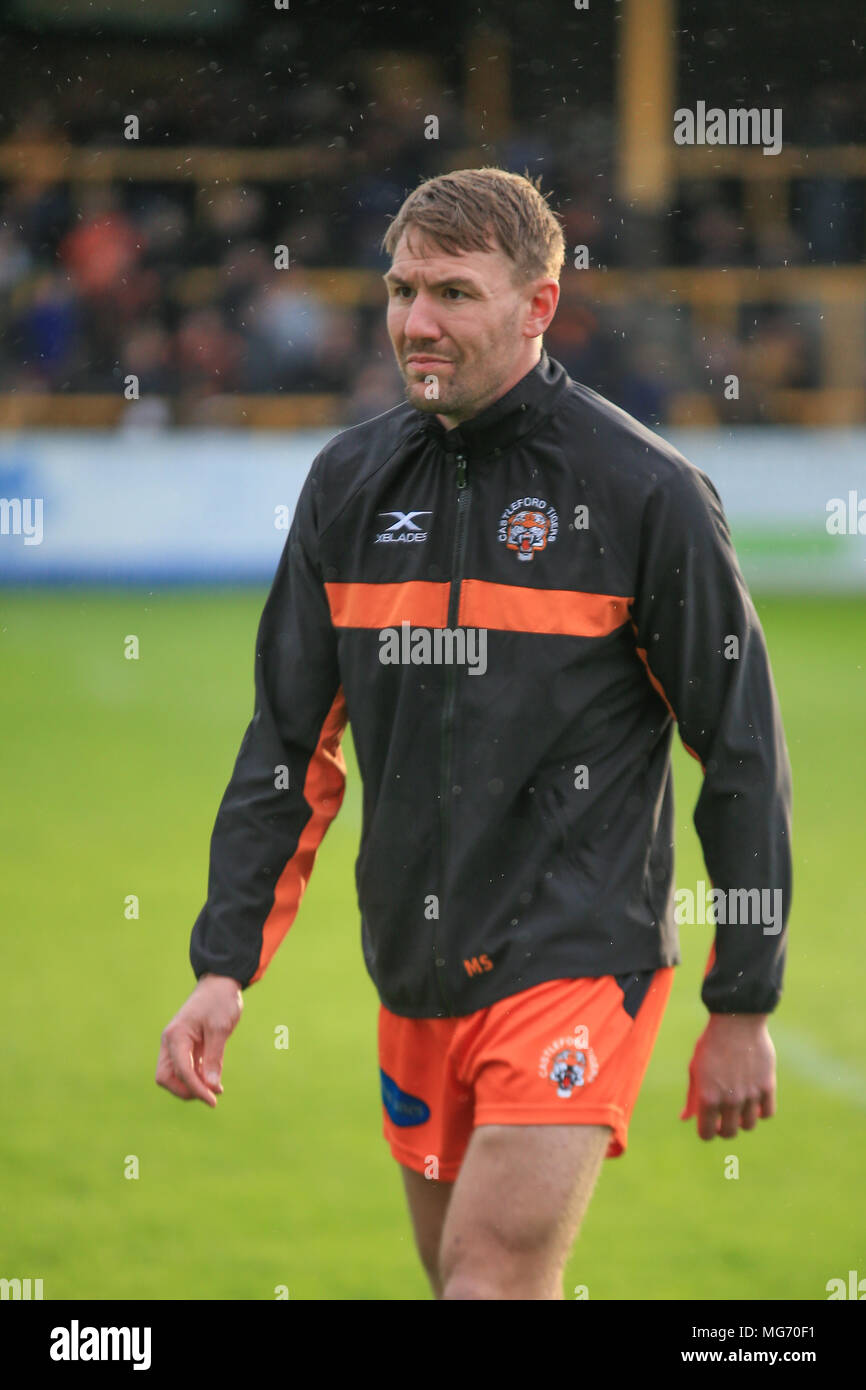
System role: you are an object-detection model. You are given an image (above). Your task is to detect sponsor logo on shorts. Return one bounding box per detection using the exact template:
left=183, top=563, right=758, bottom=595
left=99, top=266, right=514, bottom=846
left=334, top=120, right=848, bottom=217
left=538, top=1025, right=598, bottom=1098
left=380, top=1068, right=431, bottom=1127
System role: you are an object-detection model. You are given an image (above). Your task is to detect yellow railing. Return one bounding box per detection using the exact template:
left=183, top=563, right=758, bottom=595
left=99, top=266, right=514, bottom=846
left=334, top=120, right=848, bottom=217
left=0, top=388, right=860, bottom=429
left=2, top=140, right=866, bottom=181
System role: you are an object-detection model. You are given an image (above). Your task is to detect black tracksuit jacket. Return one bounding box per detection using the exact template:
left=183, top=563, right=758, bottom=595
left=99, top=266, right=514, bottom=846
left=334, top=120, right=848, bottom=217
left=189, top=350, right=793, bottom=1017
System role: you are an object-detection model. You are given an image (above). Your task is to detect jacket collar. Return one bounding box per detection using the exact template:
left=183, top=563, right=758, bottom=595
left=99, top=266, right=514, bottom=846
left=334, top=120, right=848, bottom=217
left=419, top=349, right=567, bottom=458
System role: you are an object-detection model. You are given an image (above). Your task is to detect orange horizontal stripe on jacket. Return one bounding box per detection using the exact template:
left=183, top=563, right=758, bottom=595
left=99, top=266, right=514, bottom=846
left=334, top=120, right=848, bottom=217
left=325, top=580, right=450, bottom=629
left=459, top=579, right=633, bottom=637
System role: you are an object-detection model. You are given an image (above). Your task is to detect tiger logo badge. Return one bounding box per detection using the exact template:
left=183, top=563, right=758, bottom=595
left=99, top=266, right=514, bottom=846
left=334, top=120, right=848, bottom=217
left=498, top=496, right=559, bottom=562
left=538, top=1025, right=599, bottom=1098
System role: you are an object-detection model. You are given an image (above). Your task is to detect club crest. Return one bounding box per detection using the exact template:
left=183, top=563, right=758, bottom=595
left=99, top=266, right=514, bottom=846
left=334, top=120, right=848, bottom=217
left=538, top=1026, right=599, bottom=1098
left=498, top=495, right=559, bottom=561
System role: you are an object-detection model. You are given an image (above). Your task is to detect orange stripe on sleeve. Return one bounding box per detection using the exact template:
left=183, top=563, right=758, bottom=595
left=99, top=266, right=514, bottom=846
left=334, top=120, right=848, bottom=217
left=629, top=616, right=704, bottom=768
left=249, top=686, right=349, bottom=985
left=325, top=580, right=450, bottom=629
left=458, top=579, right=632, bottom=637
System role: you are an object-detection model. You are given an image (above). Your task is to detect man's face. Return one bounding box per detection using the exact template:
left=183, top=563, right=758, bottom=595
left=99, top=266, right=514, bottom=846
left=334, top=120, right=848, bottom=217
left=383, top=227, right=556, bottom=425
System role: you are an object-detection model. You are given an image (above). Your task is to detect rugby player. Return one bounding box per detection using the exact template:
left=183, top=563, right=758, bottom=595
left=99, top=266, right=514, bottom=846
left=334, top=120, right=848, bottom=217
left=156, top=168, right=792, bottom=1301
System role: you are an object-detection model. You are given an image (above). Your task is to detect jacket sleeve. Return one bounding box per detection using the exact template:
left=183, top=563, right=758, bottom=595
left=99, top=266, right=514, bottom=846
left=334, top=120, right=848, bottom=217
left=189, top=461, right=347, bottom=988
left=629, top=460, right=793, bottom=1014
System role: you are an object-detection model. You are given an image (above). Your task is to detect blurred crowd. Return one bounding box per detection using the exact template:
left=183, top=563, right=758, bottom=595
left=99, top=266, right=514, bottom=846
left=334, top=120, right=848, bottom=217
left=1, top=78, right=862, bottom=427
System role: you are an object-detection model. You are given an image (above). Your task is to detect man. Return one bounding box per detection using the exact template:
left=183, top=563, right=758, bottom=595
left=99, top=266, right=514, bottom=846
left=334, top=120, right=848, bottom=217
left=156, top=168, right=792, bottom=1301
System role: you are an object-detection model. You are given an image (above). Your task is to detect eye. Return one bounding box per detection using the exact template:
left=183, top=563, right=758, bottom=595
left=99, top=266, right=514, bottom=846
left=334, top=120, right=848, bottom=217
left=390, top=285, right=468, bottom=300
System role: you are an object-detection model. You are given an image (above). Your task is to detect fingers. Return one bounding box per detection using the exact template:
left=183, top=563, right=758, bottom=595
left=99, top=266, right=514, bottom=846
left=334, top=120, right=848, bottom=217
left=193, top=1047, right=223, bottom=1095
left=156, top=1027, right=218, bottom=1107
left=198, top=1022, right=229, bottom=1095
left=697, top=1101, right=722, bottom=1141
left=680, top=1096, right=698, bottom=1120
left=693, top=1091, right=773, bottom=1140
left=679, top=1061, right=698, bottom=1120
left=155, top=1056, right=196, bottom=1101
left=717, top=1100, right=742, bottom=1139
left=759, top=1086, right=776, bottom=1119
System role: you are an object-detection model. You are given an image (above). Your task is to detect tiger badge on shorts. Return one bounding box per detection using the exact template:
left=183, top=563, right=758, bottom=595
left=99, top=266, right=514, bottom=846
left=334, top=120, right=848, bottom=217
left=538, top=1025, right=599, bottom=1098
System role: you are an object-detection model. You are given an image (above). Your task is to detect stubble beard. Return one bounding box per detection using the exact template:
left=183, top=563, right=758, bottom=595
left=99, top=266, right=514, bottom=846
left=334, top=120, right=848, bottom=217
left=401, top=353, right=498, bottom=422
left=402, top=362, right=463, bottom=417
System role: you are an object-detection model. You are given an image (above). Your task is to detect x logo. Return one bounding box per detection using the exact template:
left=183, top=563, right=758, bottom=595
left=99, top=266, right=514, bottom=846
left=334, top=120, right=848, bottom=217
left=377, top=511, right=432, bottom=532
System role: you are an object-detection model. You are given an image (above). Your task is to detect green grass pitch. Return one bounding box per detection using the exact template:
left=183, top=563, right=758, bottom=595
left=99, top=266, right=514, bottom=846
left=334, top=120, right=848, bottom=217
left=1, top=589, right=863, bottom=1300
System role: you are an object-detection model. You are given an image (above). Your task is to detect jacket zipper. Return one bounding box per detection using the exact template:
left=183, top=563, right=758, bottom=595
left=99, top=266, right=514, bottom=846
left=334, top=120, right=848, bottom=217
left=435, top=450, right=471, bottom=1015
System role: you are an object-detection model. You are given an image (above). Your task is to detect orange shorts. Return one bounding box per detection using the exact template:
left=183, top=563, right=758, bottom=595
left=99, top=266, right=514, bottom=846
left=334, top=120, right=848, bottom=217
left=379, top=968, right=674, bottom=1180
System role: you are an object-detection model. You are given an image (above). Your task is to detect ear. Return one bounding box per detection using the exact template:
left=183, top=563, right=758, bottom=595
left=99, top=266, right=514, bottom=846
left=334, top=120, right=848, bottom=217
left=524, top=279, right=559, bottom=338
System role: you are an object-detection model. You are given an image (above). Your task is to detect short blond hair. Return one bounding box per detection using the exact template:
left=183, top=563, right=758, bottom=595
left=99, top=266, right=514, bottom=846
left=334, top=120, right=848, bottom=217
left=380, top=167, right=566, bottom=285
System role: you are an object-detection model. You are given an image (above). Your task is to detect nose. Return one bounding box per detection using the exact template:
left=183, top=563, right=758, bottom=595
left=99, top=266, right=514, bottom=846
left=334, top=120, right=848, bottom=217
left=401, top=290, right=442, bottom=348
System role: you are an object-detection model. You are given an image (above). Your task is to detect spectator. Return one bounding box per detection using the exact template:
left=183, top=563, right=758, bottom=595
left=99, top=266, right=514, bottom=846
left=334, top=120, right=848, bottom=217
left=175, top=307, right=243, bottom=392
left=60, top=185, right=140, bottom=297
left=13, top=271, right=78, bottom=388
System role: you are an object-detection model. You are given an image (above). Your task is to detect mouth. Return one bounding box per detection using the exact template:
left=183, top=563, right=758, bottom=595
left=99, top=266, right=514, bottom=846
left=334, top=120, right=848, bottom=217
left=406, top=356, right=453, bottom=367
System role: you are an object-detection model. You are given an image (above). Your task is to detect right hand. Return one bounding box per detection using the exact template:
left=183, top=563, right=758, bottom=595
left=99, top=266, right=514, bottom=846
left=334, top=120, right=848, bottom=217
left=156, top=973, right=243, bottom=1107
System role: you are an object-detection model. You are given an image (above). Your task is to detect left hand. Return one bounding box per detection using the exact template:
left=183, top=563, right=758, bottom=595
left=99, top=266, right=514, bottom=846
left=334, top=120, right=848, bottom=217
left=681, top=1013, right=776, bottom=1140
